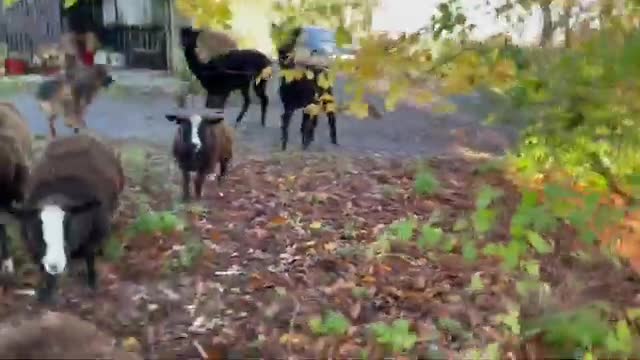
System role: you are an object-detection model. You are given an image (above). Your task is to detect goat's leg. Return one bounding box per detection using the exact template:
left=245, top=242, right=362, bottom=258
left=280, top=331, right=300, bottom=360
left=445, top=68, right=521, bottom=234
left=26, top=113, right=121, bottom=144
left=281, top=110, right=293, bottom=151
left=85, top=253, right=97, bottom=290
left=234, top=85, right=251, bottom=127
left=37, top=265, right=58, bottom=303
left=194, top=171, right=206, bottom=200
left=327, top=111, right=338, bottom=145
left=0, top=225, right=13, bottom=274
left=218, top=158, right=230, bottom=185
left=302, top=114, right=317, bottom=150
left=301, top=112, right=310, bottom=148
left=48, top=115, right=57, bottom=138
left=254, top=80, right=269, bottom=127
left=181, top=169, right=191, bottom=202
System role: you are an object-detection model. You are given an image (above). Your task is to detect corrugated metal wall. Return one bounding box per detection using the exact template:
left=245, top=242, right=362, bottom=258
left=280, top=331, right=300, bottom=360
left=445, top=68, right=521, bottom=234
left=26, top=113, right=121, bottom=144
left=0, top=0, right=62, bottom=59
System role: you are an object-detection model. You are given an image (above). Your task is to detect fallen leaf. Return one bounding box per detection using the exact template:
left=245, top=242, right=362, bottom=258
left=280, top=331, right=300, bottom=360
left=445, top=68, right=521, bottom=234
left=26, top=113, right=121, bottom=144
left=310, top=221, right=323, bottom=230
left=122, top=337, right=141, bottom=353
left=323, top=242, right=337, bottom=252
left=361, top=276, right=376, bottom=284
left=210, top=231, right=223, bottom=242
left=270, top=216, right=288, bottom=226
left=279, top=333, right=310, bottom=349
left=350, top=301, right=362, bottom=320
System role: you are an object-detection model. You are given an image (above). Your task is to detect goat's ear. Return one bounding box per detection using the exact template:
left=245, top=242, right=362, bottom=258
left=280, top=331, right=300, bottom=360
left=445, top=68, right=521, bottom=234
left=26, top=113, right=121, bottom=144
left=65, top=199, right=101, bottom=214
left=201, top=116, right=224, bottom=125
left=166, top=114, right=182, bottom=123
left=5, top=202, right=39, bottom=220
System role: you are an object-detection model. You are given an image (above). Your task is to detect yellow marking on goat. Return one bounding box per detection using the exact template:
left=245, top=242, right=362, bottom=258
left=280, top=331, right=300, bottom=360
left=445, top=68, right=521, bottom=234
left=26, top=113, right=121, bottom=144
left=303, top=103, right=321, bottom=116
left=305, top=70, right=314, bottom=80
left=280, top=68, right=305, bottom=83
left=319, top=93, right=334, bottom=102
left=317, top=72, right=332, bottom=89
left=255, top=66, right=273, bottom=85
left=324, top=102, right=337, bottom=113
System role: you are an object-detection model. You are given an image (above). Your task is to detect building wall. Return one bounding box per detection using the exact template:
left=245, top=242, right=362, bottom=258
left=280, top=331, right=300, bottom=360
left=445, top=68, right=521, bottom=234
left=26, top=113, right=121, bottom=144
left=167, top=0, right=191, bottom=73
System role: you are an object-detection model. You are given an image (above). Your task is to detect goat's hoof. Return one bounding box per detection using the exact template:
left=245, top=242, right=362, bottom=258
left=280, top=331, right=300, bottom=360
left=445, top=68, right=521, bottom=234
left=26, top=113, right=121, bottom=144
left=1, top=258, right=14, bottom=274
left=36, top=289, right=56, bottom=305
left=87, top=280, right=98, bottom=291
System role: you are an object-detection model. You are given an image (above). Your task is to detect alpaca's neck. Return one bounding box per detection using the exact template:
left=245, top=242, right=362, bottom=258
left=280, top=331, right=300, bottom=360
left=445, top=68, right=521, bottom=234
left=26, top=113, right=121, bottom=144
left=183, top=45, right=203, bottom=79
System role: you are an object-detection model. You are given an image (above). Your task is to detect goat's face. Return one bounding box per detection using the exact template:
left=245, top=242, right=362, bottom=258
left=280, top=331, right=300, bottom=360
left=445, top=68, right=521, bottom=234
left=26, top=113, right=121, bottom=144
left=180, top=27, right=200, bottom=49
left=166, top=114, right=204, bottom=152
left=8, top=199, right=101, bottom=275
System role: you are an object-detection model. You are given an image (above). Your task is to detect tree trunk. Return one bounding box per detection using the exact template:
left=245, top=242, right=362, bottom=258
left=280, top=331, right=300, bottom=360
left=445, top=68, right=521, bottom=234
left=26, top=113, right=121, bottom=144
left=564, top=5, right=572, bottom=48
left=540, top=1, right=554, bottom=47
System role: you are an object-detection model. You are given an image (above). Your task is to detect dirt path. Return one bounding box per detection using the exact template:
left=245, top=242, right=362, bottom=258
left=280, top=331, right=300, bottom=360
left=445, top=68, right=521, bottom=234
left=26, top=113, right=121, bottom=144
left=3, top=77, right=519, bottom=160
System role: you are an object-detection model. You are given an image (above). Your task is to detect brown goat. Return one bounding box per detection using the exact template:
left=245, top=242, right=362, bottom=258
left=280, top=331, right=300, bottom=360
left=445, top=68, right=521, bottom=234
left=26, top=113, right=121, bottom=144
left=0, top=311, right=141, bottom=359
left=10, top=133, right=124, bottom=302
left=165, top=112, right=233, bottom=201
left=0, top=102, right=32, bottom=275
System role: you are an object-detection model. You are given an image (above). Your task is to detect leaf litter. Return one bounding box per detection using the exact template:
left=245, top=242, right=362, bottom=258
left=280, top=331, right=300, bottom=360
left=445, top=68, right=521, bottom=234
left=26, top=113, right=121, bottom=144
left=0, top=145, right=639, bottom=359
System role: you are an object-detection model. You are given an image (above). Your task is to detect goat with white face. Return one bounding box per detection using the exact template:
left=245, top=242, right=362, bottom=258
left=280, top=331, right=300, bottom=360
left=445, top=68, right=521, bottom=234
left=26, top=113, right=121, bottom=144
left=8, top=134, right=124, bottom=303
left=166, top=112, right=234, bottom=202
left=10, top=196, right=103, bottom=302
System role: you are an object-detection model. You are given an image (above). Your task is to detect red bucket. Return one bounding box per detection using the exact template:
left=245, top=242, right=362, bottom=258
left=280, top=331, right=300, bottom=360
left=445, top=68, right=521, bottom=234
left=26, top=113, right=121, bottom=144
left=5, top=58, right=27, bottom=75
left=81, top=50, right=95, bottom=66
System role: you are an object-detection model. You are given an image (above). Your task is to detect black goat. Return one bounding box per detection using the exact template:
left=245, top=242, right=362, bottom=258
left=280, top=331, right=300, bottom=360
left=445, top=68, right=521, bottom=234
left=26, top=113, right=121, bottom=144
left=179, top=27, right=273, bottom=127
left=277, top=29, right=338, bottom=151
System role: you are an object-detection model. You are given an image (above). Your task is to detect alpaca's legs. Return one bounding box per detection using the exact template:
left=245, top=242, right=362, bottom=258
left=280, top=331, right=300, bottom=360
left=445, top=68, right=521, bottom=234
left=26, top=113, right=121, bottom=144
left=281, top=110, right=293, bottom=151
left=234, top=86, right=251, bottom=127
left=254, top=80, right=269, bottom=127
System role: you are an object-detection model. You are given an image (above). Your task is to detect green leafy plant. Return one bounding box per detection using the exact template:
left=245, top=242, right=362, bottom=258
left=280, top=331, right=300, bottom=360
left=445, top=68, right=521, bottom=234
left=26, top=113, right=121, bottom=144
left=127, top=211, right=185, bottom=238
left=414, top=166, right=440, bottom=196
left=370, top=319, right=418, bottom=354
left=169, top=237, right=204, bottom=270
left=308, top=310, right=351, bottom=336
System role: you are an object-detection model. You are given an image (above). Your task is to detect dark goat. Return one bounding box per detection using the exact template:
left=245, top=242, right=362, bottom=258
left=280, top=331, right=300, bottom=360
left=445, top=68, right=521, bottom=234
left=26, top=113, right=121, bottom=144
left=180, top=27, right=273, bottom=127
left=277, top=29, right=338, bottom=151
left=166, top=111, right=234, bottom=202
left=0, top=311, right=142, bottom=359
left=8, top=134, right=125, bottom=303
left=0, top=102, right=32, bottom=276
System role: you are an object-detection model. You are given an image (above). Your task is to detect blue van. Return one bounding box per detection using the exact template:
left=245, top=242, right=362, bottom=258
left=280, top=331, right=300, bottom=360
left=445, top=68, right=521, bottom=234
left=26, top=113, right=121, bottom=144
left=298, top=26, right=356, bottom=60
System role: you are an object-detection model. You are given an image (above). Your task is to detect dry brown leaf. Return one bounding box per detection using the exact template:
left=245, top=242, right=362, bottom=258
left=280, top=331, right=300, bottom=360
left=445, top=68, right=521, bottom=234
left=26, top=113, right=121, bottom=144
left=270, top=216, right=288, bottom=226
left=210, top=231, right=223, bottom=242
left=323, top=242, right=337, bottom=252
left=349, top=301, right=362, bottom=320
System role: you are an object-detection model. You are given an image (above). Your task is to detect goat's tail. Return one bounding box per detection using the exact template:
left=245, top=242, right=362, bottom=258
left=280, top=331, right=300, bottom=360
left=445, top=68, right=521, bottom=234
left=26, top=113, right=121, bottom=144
left=254, top=65, right=273, bottom=85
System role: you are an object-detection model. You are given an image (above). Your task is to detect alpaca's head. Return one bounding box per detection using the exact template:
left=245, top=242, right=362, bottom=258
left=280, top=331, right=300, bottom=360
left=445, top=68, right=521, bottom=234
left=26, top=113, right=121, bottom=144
left=180, top=27, right=200, bottom=49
